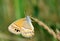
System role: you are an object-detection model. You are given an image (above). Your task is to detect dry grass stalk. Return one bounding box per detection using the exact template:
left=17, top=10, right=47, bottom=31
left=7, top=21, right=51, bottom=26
left=31, top=17, right=60, bottom=40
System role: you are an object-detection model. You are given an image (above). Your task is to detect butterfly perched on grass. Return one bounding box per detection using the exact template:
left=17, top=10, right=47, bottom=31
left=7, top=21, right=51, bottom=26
left=8, top=16, right=34, bottom=38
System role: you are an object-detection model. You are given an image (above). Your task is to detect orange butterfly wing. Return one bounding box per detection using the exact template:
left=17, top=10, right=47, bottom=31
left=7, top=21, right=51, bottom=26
left=14, top=18, right=25, bottom=28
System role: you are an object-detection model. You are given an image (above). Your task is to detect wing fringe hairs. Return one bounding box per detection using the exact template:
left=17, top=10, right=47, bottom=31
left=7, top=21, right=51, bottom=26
left=30, top=17, right=60, bottom=41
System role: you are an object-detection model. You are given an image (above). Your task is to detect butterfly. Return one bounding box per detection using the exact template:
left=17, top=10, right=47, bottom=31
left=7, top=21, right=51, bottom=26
left=8, top=16, right=34, bottom=38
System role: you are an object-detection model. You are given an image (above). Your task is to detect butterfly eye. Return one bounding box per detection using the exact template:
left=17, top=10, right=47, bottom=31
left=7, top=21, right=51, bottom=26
left=15, top=29, right=20, bottom=32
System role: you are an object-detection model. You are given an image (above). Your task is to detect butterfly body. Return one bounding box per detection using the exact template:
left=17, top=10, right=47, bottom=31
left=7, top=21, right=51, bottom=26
left=8, top=16, right=34, bottom=38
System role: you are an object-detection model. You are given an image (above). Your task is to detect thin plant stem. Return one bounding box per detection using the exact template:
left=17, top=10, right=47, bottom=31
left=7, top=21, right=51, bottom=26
left=30, top=17, right=60, bottom=40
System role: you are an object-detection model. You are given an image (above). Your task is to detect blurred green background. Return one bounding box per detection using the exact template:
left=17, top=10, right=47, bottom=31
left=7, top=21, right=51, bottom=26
left=0, top=0, right=60, bottom=41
